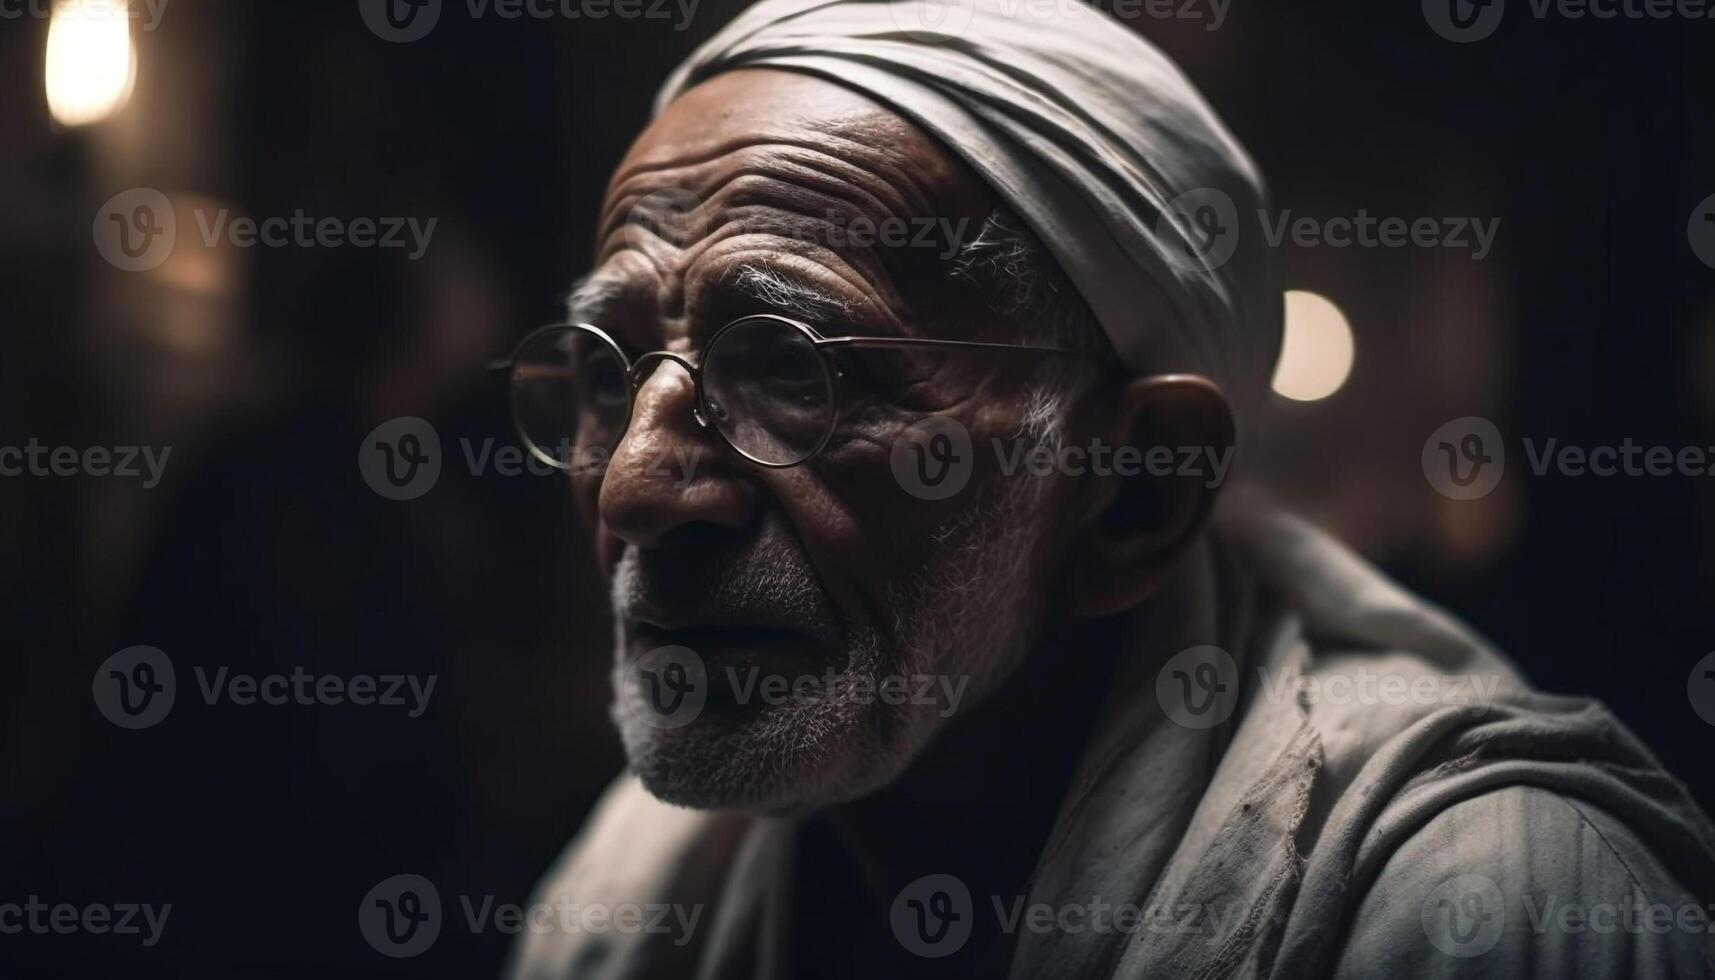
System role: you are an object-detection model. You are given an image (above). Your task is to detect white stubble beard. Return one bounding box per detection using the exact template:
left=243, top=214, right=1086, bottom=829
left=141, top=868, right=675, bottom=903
left=608, top=467, right=1062, bottom=814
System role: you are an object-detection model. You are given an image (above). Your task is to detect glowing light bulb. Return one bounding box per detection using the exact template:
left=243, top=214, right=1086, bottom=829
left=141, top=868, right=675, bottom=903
left=45, top=0, right=137, bottom=127
left=1272, top=290, right=1355, bottom=402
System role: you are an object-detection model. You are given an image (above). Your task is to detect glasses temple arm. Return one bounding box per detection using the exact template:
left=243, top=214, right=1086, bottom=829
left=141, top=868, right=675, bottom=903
left=817, top=336, right=1091, bottom=356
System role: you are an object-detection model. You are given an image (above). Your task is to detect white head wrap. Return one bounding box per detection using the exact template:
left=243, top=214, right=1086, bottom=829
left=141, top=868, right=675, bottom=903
left=655, top=0, right=1282, bottom=407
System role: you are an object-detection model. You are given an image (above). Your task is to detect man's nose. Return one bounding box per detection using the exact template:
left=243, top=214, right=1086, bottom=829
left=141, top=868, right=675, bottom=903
left=597, top=361, right=756, bottom=548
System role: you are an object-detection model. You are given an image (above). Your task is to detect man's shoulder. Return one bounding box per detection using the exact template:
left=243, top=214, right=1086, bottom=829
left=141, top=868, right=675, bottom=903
left=502, top=776, right=750, bottom=980
left=539, top=776, right=731, bottom=891
left=1332, top=783, right=1715, bottom=979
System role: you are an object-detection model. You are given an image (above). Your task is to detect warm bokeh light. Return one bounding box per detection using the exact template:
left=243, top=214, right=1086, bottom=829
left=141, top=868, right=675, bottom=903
left=1272, top=289, right=1355, bottom=402
left=45, top=0, right=137, bottom=127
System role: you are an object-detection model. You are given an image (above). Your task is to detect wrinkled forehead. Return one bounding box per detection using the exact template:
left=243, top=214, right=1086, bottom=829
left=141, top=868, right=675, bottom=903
left=598, top=70, right=997, bottom=260
left=611, top=69, right=973, bottom=202
left=590, top=69, right=1005, bottom=335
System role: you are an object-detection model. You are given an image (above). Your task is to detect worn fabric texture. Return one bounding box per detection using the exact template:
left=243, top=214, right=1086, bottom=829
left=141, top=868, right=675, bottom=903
left=505, top=501, right=1715, bottom=978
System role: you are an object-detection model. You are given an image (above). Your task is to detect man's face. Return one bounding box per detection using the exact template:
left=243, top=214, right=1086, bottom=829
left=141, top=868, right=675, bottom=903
left=578, top=70, right=1082, bottom=813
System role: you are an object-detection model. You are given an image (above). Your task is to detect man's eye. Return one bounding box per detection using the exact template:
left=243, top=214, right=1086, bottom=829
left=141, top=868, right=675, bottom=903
left=839, top=350, right=932, bottom=395
left=768, top=371, right=827, bottom=396
left=583, top=370, right=629, bottom=408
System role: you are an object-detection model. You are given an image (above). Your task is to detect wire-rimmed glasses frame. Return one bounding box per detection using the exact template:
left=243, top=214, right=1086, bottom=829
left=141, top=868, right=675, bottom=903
left=492, top=312, right=1096, bottom=471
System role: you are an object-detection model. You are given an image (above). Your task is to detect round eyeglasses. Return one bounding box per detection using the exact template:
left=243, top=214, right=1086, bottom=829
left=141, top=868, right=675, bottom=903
left=494, top=313, right=1091, bottom=471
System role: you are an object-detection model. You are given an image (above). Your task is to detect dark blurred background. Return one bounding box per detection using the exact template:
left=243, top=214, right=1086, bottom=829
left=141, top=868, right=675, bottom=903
left=1, top=0, right=1711, bottom=975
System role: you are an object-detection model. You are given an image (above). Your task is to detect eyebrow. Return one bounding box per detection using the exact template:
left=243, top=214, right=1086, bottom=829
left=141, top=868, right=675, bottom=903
left=564, top=273, right=625, bottom=322
left=562, top=263, right=857, bottom=328
left=724, top=264, right=853, bottom=324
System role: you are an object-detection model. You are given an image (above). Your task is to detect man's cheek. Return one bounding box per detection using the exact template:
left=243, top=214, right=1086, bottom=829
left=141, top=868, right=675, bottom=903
left=749, top=462, right=902, bottom=644
left=815, top=412, right=1005, bottom=541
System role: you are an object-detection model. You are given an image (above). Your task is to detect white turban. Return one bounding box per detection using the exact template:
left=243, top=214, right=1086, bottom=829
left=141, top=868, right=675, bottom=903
left=655, top=0, right=1282, bottom=410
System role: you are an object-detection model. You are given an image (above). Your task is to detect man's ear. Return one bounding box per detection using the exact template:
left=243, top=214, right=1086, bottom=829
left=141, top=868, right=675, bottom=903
left=1068, top=375, right=1235, bottom=617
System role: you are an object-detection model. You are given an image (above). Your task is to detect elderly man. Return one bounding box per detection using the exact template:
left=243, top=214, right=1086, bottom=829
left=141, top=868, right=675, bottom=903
left=502, top=1, right=1715, bottom=977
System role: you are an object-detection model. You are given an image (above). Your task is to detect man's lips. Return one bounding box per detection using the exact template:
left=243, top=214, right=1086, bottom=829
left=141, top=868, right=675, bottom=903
left=618, top=579, right=842, bottom=655
left=610, top=524, right=851, bottom=707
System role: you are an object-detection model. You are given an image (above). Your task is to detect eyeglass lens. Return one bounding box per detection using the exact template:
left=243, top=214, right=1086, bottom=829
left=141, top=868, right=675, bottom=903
left=508, top=317, right=836, bottom=469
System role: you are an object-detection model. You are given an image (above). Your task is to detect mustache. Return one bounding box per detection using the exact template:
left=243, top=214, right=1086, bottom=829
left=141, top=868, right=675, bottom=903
left=611, top=519, right=841, bottom=648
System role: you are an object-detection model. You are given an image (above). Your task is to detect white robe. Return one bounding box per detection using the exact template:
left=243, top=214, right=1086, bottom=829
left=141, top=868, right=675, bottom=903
left=505, top=503, right=1715, bottom=978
